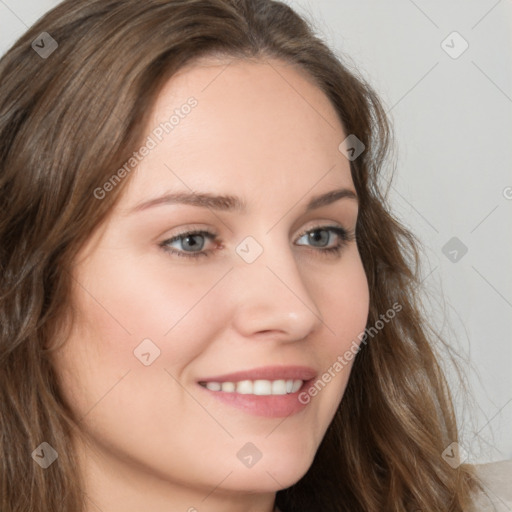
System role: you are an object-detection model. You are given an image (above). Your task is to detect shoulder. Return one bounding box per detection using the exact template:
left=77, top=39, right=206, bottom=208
left=467, top=459, right=512, bottom=511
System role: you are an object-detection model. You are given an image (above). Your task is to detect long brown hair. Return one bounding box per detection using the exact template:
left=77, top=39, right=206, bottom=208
left=0, top=0, right=479, bottom=510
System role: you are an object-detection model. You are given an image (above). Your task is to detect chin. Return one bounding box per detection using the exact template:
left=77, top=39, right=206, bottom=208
left=221, top=447, right=316, bottom=493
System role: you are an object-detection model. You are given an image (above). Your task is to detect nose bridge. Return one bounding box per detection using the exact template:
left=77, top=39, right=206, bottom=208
left=230, top=233, right=323, bottom=339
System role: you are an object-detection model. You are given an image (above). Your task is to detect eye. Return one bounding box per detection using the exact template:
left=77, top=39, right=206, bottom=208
left=159, top=225, right=355, bottom=260
left=160, top=230, right=218, bottom=258
left=295, top=225, right=355, bottom=256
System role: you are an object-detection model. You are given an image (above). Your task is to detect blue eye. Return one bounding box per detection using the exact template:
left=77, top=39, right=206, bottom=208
left=160, top=225, right=355, bottom=259
left=160, top=230, right=216, bottom=258
left=296, top=226, right=347, bottom=249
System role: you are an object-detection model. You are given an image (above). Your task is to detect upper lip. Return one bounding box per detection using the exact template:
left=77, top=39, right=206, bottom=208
left=197, top=365, right=317, bottom=383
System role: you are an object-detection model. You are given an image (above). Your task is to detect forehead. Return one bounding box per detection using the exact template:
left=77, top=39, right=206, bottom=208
left=121, top=56, right=353, bottom=204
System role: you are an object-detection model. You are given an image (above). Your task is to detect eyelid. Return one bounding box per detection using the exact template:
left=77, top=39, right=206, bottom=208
left=295, top=222, right=351, bottom=240
left=162, top=221, right=352, bottom=241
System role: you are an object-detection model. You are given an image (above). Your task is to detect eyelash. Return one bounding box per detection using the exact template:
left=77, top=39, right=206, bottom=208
left=159, top=225, right=356, bottom=260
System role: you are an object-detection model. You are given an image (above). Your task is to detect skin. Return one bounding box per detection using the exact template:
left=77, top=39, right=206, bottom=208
left=52, top=56, right=370, bottom=512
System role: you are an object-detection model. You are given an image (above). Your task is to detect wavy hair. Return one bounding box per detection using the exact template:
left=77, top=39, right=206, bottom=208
left=0, top=0, right=479, bottom=510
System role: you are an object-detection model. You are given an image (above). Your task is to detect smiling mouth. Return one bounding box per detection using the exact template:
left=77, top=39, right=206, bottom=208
left=196, top=366, right=316, bottom=417
left=198, top=379, right=304, bottom=395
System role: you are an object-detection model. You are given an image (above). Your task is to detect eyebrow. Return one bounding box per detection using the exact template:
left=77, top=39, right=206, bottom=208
left=129, top=187, right=358, bottom=214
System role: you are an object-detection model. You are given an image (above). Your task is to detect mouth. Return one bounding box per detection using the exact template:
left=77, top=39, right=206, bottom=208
left=195, top=365, right=316, bottom=417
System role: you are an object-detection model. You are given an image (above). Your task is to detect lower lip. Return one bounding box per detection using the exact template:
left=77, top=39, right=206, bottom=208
left=197, top=381, right=312, bottom=418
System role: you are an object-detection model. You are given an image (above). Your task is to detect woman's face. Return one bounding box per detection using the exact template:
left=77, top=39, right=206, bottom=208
left=52, top=57, right=369, bottom=509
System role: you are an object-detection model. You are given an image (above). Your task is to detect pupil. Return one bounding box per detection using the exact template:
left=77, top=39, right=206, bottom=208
left=310, top=230, right=329, bottom=246
left=183, top=235, right=204, bottom=251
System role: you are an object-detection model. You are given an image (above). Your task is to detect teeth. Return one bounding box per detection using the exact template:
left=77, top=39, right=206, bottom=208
left=291, top=379, right=302, bottom=393
left=201, top=379, right=303, bottom=395
left=221, top=382, right=235, bottom=393
left=271, top=379, right=287, bottom=395
left=253, top=380, right=272, bottom=395
left=237, top=380, right=253, bottom=394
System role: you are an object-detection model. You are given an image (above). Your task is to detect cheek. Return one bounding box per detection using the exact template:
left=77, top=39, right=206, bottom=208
left=318, top=249, right=370, bottom=345
left=77, top=254, right=199, bottom=336
left=54, top=253, right=228, bottom=416
left=306, top=250, right=369, bottom=413
left=72, top=249, right=229, bottom=351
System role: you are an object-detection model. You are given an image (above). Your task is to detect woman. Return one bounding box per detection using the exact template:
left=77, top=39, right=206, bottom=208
left=0, top=0, right=494, bottom=510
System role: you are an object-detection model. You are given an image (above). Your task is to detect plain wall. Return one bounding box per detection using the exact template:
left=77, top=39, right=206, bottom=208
left=1, top=0, right=511, bottom=464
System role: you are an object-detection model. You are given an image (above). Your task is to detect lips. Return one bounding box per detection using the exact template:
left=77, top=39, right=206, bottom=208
left=198, top=366, right=316, bottom=383
left=197, top=365, right=317, bottom=384
left=196, top=365, right=317, bottom=418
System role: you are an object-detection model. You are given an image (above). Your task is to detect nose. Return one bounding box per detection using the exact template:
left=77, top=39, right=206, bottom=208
left=229, top=238, right=325, bottom=342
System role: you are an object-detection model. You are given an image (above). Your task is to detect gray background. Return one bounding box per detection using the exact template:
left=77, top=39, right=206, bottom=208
left=1, top=0, right=510, bottom=464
